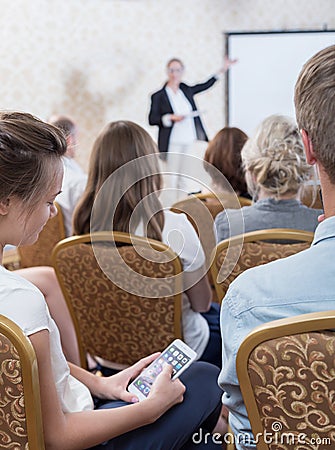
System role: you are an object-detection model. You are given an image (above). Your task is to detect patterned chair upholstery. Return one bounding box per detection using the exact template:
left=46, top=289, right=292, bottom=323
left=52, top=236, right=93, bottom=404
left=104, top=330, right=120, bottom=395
left=171, top=193, right=247, bottom=303
left=52, top=231, right=183, bottom=368
left=210, top=229, right=314, bottom=302
left=0, top=315, right=45, bottom=449
left=236, top=310, right=335, bottom=450
left=18, top=202, right=65, bottom=268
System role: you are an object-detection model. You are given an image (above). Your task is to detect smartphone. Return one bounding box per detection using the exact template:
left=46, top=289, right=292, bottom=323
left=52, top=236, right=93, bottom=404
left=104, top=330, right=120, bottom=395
left=128, top=339, right=197, bottom=401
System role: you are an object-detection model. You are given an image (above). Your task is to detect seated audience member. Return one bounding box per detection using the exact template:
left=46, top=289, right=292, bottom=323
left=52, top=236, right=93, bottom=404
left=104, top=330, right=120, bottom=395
left=49, top=114, right=87, bottom=236
left=203, top=126, right=250, bottom=199
left=218, top=45, right=335, bottom=449
left=15, top=266, right=80, bottom=365
left=0, top=111, right=223, bottom=450
left=73, top=120, right=222, bottom=368
left=215, top=114, right=323, bottom=242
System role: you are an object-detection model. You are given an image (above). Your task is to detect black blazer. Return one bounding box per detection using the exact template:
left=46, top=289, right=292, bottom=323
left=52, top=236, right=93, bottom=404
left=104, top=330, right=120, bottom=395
left=148, top=76, right=217, bottom=155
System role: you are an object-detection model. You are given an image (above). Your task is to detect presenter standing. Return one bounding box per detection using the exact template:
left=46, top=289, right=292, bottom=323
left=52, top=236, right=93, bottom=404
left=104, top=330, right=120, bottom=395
left=148, top=56, right=236, bottom=201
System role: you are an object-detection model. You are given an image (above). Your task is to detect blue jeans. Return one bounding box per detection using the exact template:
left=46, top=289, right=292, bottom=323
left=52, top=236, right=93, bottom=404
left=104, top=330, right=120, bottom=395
left=200, top=303, right=222, bottom=368
left=91, top=361, right=222, bottom=450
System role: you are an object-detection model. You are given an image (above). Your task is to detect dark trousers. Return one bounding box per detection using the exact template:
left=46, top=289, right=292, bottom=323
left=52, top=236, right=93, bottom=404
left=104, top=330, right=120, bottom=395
left=200, top=303, right=222, bottom=368
left=91, top=361, right=222, bottom=450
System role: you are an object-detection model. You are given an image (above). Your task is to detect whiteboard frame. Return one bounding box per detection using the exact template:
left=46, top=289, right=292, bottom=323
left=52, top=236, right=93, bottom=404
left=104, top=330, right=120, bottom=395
left=224, top=29, right=335, bottom=132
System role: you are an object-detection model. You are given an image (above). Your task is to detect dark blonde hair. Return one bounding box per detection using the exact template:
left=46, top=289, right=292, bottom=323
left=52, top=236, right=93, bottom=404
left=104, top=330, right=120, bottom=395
left=73, top=120, right=164, bottom=240
left=242, top=114, right=312, bottom=198
left=204, top=127, right=248, bottom=194
left=0, top=111, right=66, bottom=213
left=294, top=45, right=335, bottom=183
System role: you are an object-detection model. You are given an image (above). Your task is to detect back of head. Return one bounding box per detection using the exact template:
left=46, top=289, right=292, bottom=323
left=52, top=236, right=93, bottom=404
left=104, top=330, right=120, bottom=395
left=0, top=111, right=66, bottom=213
left=49, top=114, right=77, bottom=158
left=73, top=120, right=164, bottom=240
left=241, top=114, right=312, bottom=198
left=48, top=115, right=76, bottom=139
left=294, top=44, right=335, bottom=183
left=204, top=127, right=248, bottom=194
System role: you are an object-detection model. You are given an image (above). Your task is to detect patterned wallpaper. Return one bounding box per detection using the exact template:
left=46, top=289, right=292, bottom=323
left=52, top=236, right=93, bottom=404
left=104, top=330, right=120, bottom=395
left=0, top=0, right=334, bottom=169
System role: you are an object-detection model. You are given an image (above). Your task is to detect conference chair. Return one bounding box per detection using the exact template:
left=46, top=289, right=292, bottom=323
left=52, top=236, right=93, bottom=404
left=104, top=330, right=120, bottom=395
left=171, top=193, right=248, bottom=303
left=2, top=246, right=21, bottom=270
left=18, top=202, right=65, bottom=268
left=300, top=184, right=323, bottom=209
left=52, top=231, right=183, bottom=369
left=193, top=192, right=251, bottom=219
left=211, top=229, right=314, bottom=302
left=236, top=310, right=335, bottom=450
left=0, top=314, right=45, bottom=449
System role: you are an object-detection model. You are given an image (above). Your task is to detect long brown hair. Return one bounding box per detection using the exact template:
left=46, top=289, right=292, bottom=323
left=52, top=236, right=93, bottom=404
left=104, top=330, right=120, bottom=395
left=73, top=121, right=164, bottom=240
left=0, top=111, right=66, bottom=215
left=204, top=127, right=248, bottom=194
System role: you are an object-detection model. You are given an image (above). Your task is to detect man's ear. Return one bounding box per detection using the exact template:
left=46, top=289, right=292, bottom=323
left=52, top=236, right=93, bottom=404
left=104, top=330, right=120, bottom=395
left=0, top=198, right=10, bottom=216
left=301, top=129, right=317, bottom=165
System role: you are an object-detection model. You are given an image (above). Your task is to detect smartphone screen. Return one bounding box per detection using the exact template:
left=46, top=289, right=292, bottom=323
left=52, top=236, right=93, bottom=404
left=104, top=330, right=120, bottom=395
left=129, top=340, right=196, bottom=399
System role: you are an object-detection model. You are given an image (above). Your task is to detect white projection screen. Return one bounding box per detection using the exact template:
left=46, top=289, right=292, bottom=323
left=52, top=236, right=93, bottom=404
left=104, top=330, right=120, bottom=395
left=225, top=30, right=335, bottom=135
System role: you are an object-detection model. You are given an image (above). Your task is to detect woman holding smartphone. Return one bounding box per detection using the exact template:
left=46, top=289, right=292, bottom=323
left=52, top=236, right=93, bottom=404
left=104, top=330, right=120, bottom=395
left=0, top=112, right=223, bottom=449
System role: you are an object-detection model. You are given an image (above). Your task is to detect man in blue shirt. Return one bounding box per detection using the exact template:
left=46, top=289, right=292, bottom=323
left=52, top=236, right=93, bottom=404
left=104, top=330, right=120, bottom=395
left=218, top=45, right=335, bottom=449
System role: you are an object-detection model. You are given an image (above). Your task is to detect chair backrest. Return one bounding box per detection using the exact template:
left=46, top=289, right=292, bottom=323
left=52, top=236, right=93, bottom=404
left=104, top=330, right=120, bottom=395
left=171, top=193, right=250, bottom=303
left=0, top=315, right=45, bottom=449
left=236, top=310, right=335, bottom=450
left=171, top=193, right=251, bottom=260
left=300, top=184, right=323, bottom=209
left=211, top=229, right=314, bottom=302
left=52, top=231, right=183, bottom=368
left=18, top=202, right=66, bottom=268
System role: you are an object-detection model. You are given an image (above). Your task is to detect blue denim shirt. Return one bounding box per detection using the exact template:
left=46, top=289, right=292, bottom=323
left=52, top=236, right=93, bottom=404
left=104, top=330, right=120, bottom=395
left=218, top=216, right=335, bottom=449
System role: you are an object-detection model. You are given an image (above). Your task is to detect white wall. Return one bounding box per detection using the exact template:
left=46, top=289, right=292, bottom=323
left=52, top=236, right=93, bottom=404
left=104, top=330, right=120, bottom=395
left=0, top=0, right=334, bottom=168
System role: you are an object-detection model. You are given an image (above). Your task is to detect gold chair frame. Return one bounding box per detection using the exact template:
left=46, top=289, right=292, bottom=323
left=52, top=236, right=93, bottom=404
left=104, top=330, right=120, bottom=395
left=194, top=192, right=252, bottom=209
left=236, top=310, right=335, bottom=450
left=210, top=228, right=314, bottom=302
left=0, top=314, right=45, bottom=449
left=52, top=231, right=183, bottom=369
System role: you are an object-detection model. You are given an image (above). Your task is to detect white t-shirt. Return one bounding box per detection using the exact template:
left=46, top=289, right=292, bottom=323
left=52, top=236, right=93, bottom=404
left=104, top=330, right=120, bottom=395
left=135, top=210, right=210, bottom=357
left=0, top=266, right=93, bottom=413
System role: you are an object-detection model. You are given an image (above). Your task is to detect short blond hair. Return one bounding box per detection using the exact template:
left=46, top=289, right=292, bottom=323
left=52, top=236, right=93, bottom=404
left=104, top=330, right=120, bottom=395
left=294, top=45, right=335, bottom=183
left=241, top=114, right=312, bottom=197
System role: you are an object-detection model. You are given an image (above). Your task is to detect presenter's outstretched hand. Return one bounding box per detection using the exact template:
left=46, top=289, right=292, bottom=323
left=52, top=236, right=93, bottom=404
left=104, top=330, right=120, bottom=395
left=220, top=55, right=238, bottom=73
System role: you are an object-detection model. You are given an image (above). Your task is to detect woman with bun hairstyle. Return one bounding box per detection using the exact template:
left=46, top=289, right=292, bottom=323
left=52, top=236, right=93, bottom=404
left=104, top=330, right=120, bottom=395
left=215, top=114, right=322, bottom=242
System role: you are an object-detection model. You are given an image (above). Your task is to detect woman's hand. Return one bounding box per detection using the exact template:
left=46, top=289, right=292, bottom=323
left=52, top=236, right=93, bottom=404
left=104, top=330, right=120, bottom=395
left=147, top=363, right=185, bottom=412
left=92, top=353, right=161, bottom=402
left=170, top=114, right=185, bottom=122
left=219, top=55, right=238, bottom=73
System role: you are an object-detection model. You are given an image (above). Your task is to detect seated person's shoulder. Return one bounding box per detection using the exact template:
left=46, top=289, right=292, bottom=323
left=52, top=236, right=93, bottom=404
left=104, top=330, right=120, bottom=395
left=0, top=269, right=48, bottom=335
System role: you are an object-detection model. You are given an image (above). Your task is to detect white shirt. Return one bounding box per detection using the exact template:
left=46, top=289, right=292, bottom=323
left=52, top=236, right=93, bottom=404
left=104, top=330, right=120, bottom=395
left=0, top=266, right=94, bottom=412
left=57, top=157, right=87, bottom=236
left=164, top=86, right=197, bottom=145
left=135, top=210, right=210, bottom=357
